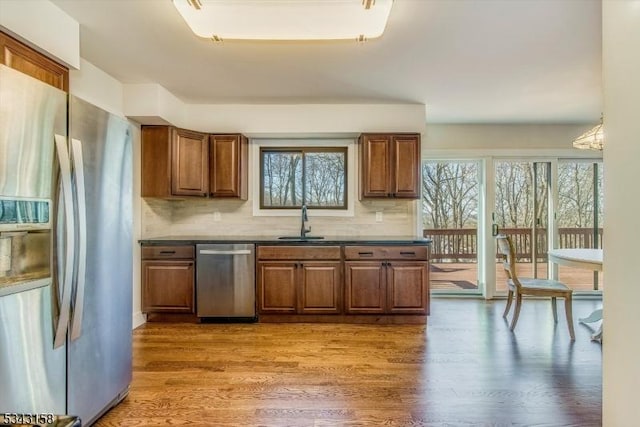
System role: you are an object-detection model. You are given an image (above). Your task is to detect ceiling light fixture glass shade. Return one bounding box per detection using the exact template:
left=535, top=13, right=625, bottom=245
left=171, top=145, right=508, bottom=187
left=172, top=0, right=394, bottom=41
left=572, top=116, right=604, bottom=150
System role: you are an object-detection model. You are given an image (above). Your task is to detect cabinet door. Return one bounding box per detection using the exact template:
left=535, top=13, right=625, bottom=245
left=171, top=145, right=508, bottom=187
left=210, top=134, right=247, bottom=199
left=360, top=134, right=391, bottom=198
left=299, top=261, right=342, bottom=314
left=344, top=261, right=386, bottom=313
left=142, top=260, right=195, bottom=313
left=386, top=261, right=429, bottom=314
left=258, top=262, right=297, bottom=313
left=141, top=126, right=172, bottom=197
left=0, top=32, right=68, bottom=91
left=171, top=128, right=209, bottom=197
left=391, top=134, right=420, bottom=198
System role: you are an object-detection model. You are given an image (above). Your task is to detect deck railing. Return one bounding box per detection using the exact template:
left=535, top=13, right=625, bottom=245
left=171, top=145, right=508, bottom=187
left=424, top=227, right=604, bottom=262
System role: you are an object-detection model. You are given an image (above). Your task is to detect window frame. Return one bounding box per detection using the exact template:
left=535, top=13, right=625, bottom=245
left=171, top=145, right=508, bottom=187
left=259, top=146, right=348, bottom=210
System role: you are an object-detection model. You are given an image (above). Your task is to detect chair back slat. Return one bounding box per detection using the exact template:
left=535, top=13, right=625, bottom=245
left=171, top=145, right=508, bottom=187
left=496, top=234, right=521, bottom=289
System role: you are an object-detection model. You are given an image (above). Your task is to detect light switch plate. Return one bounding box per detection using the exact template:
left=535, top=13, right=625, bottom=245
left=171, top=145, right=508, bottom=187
left=213, top=211, right=221, bottom=221
left=375, top=211, right=383, bottom=222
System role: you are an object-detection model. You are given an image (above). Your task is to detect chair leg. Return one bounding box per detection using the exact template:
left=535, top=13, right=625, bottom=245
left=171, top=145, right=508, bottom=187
left=565, top=294, right=575, bottom=341
left=503, top=290, right=514, bottom=318
left=551, top=297, right=558, bottom=323
left=510, top=292, right=522, bottom=331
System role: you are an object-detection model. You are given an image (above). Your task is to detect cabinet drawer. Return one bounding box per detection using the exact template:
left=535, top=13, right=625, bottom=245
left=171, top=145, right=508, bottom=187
left=344, top=246, right=428, bottom=260
left=142, top=245, right=195, bottom=260
left=258, top=245, right=341, bottom=260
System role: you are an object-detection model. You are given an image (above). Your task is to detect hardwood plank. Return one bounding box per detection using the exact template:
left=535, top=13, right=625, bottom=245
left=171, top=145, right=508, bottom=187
left=95, top=299, right=602, bottom=426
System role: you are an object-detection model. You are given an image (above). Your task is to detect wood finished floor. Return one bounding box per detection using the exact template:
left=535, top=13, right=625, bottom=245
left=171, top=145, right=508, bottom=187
left=96, top=299, right=602, bottom=427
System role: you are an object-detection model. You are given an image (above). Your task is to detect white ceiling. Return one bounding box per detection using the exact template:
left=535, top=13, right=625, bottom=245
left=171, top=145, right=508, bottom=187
left=51, top=0, right=603, bottom=124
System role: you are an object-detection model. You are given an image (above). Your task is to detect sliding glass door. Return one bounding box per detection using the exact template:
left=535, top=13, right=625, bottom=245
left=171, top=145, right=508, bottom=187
left=421, top=156, right=603, bottom=297
left=556, top=160, right=604, bottom=291
left=422, top=161, right=481, bottom=294
left=493, top=161, right=551, bottom=293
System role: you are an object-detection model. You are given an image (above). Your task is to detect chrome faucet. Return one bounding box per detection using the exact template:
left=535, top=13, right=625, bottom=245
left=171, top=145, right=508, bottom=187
left=300, top=204, right=311, bottom=238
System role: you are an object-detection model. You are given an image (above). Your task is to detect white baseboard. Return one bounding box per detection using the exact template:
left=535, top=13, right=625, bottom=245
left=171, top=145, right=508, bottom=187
left=132, top=311, right=146, bottom=329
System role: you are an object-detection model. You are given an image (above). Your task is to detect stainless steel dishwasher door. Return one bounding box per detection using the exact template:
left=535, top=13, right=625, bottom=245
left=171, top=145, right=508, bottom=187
left=196, top=244, right=256, bottom=318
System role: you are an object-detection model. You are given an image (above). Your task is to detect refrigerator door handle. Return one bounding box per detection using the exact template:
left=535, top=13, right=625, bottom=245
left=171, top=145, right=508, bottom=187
left=70, top=138, right=87, bottom=341
left=53, top=135, right=75, bottom=349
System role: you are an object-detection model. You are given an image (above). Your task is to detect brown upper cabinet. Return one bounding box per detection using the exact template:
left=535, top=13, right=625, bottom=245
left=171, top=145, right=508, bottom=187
left=141, top=125, right=248, bottom=200
left=359, top=133, right=421, bottom=199
left=142, top=126, right=208, bottom=198
left=0, top=31, right=69, bottom=91
left=173, top=128, right=209, bottom=197
left=209, top=134, right=248, bottom=199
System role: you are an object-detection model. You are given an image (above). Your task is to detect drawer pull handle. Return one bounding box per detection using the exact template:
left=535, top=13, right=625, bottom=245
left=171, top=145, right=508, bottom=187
left=159, top=250, right=176, bottom=254
left=400, top=251, right=416, bottom=256
left=358, top=251, right=374, bottom=256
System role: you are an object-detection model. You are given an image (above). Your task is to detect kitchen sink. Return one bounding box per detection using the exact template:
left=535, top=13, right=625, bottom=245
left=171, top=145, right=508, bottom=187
left=277, top=236, right=325, bottom=240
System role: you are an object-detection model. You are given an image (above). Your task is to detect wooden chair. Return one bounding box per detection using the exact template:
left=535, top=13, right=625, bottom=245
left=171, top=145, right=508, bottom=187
left=496, top=234, right=575, bottom=340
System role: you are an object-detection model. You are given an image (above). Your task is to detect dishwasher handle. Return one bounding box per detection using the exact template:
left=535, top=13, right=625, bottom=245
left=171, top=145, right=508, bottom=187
left=199, top=249, right=253, bottom=255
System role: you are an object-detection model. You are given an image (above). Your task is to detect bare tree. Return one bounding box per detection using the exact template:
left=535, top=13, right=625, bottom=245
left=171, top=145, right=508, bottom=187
left=422, top=162, right=478, bottom=229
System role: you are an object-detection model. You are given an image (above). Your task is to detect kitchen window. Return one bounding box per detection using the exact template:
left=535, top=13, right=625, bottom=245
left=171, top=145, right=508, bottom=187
left=260, top=147, right=347, bottom=209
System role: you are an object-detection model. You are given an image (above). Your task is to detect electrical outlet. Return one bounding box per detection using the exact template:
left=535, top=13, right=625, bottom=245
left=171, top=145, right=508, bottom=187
left=213, top=211, right=221, bottom=222
left=375, top=211, right=383, bottom=222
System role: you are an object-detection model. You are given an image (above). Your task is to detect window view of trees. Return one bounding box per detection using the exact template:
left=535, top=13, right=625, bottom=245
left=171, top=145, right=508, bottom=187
left=422, top=159, right=604, bottom=293
left=494, top=162, right=548, bottom=229
left=262, top=151, right=302, bottom=207
left=261, top=148, right=346, bottom=209
left=557, top=162, right=604, bottom=229
left=422, top=162, right=478, bottom=229
left=422, top=162, right=480, bottom=288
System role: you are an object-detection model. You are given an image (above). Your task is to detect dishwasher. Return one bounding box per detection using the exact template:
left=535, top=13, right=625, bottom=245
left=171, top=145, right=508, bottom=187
left=196, top=244, right=256, bottom=320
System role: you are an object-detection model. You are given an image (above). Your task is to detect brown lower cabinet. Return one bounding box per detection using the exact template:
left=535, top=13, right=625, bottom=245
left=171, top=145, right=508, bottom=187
left=257, top=244, right=430, bottom=321
left=141, top=245, right=195, bottom=314
left=344, top=260, right=429, bottom=315
left=257, top=246, right=342, bottom=315
left=140, top=242, right=430, bottom=323
left=344, top=245, right=429, bottom=315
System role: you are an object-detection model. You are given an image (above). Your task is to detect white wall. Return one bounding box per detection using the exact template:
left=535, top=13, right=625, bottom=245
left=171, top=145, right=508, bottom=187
left=602, top=2, right=640, bottom=425
left=0, top=0, right=79, bottom=68
left=70, top=59, right=125, bottom=117
left=425, top=123, right=600, bottom=155
left=186, top=104, right=427, bottom=135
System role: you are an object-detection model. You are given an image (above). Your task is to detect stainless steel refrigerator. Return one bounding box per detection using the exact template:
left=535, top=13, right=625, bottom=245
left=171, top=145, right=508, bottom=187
left=0, top=64, right=133, bottom=425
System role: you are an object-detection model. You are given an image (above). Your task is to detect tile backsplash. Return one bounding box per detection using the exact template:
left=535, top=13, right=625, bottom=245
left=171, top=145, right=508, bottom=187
left=141, top=198, right=418, bottom=238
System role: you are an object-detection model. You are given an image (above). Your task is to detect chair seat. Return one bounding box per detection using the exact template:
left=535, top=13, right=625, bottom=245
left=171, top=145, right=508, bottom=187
left=508, top=277, right=572, bottom=292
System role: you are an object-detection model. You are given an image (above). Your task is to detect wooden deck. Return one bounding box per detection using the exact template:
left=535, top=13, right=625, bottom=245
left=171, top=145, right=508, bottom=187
left=425, top=227, right=604, bottom=293
left=431, top=262, right=604, bottom=292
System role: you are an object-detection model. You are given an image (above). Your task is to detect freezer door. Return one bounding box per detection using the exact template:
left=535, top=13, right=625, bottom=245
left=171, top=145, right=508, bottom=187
left=66, top=96, right=133, bottom=425
left=0, top=65, right=66, bottom=202
left=0, top=63, right=67, bottom=414
left=0, top=285, right=66, bottom=414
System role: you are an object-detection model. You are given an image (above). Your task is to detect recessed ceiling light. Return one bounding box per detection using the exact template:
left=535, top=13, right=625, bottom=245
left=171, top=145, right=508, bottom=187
left=172, top=0, right=394, bottom=41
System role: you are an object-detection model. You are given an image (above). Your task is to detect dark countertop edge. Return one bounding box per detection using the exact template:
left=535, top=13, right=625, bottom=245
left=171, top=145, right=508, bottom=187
left=139, top=236, right=432, bottom=246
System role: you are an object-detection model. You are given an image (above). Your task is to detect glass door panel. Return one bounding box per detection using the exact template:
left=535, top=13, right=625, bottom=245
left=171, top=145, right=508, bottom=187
left=422, top=161, right=480, bottom=294
left=556, top=160, right=604, bottom=291
left=494, top=161, right=551, bottom=293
